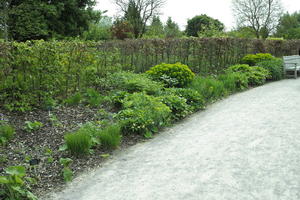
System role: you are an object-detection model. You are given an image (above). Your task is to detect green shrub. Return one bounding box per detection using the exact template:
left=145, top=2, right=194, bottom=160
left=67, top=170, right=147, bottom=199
left=159, top=95, right=192, bottom=121
left=218, top=72, right=248, bottom=93
left=117, top=93, right=171, bottom=135
left=146, top=62, right=195, bottom=87
left=110, top=91, right=130, bottom=109
left=59, top=158, right=73, bottom=183
left=0, top=123, right=15, bottom=145
left=64, top=129, right=93, bottom=156
left=0, top=166, right=37, bottom=200
left=64, top=93, right=82, bottom=106
left=164, top=88, right=205, bottom=111
left=98, top=124, right=122, bottom=149
left=241, top=53, right=274, bottom=66
left=227, top=64, right=269, bottom=86
left=108, top=72, right=163, bottom=95
left=189, top=76, right=227, bottom=102
left=83, top=88, right=104, bottom=107
left=257, top=58, right=284, bottom=81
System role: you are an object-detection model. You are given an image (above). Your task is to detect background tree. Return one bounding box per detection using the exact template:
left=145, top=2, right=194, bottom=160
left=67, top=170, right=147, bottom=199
left=185, top=14, right=224, bottom=37
left=111, top=18, right=134, bottom=40
left=276, top=12, right=300, bottom=39
left=0, top=0, right=10, bottom=41
left=227, top=26, right=257, bottom=38
left=164, top=17, right=182, bottom=38
left=123, top=0, right=143, bottom=38
left=114, top=0, right=165, bottom=38
left=232, top=0, right=283, bottom=39
left=5, top=0, right=99, bottom=41
left=143, top=16, right=164, bottom=38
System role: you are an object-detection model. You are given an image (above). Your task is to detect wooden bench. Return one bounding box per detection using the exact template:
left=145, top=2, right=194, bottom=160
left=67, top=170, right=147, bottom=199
left=283, top=55, right=300, bottom=79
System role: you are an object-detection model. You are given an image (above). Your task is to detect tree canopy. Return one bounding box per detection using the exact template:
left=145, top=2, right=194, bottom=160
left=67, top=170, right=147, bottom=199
left=276, top=12, right=300, bottom=39
left=185, top=14, right=224, bottom=37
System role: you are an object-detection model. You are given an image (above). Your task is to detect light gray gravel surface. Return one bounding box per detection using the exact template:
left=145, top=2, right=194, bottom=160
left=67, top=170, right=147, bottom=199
left=46, top=79, right=300, bottom=200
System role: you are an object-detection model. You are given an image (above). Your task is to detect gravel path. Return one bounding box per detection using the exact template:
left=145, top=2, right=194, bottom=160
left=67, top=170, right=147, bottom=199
left=46, top=79, right=300, bottom=200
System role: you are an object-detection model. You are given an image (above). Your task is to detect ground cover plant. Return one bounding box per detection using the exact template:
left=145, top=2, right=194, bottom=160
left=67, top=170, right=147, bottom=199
left=0, top=40, right=284, bottom=199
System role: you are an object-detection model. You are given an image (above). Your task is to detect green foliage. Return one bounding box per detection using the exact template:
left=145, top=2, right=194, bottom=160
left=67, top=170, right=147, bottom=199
left=64, top=93, right=83, bottom=106
left=0, top=166, right=37, bottom=200
left=226, top=27, right=257, bottom=38
left=117, top=92, right=171, bottom=135
left=218, top=72, right=249, bottom=93
left=0, top=122, right=15, bottom=146
left=64, top=129, right=93, bottom=156
left=144, top=16, right=165, bottom=38
left=276, top=11, right=300, bottom=39
left=186, top=14, right=224, bottom=37
left=97, top=124, right=122, bottom=149
left=256, top=58, right=284, bottom=81
left=24, top=121, right=43, bottom=132
left=241, top=53, right=274, bottom=66
left=164, top=17, right=182, bottom=38
left=124, top=0, right=143, bottom=38
left=227, top=64, right=270, bottom=86
left=59, top=158, right=73, bottom=183
left=108, top=72, right=163, bottom=95
left=82, top=16, right=113, bottom=41
left=159, top=95, right=192, bottom=121
left=83, top=88, right=104, bottom=107
left=111, top=19, right=134, bottom=40
left=146, top=63, right=195, bottom=87
left=110, top=91, right=130, bottom=109
left=164, top=88, right=205, bottom=111
left=189, top=76, right=227, bottom=102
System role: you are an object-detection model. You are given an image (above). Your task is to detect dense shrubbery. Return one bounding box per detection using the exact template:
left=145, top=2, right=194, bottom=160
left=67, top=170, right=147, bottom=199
left=218, top=72, right=248, bottom=93
left=241, top=53, right=274, bottom=66
left=227, top=64, right=270, bottom=86
left=257, top=58, right=284, bottom=81
left=146, top=63, right=195, bottom=87
left=117, top=92, right=171, bottom=135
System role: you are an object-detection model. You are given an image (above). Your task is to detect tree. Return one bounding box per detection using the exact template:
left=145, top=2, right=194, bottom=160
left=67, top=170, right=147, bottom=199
left=124, top=0, right=143, bottom=38
left=5, top=0, right=99, bottom=41
left=232, top=0, right=283, bottom=39
left=114, top=0, right=165, bottom=38
left=111, top=18, right=134, bottom=40
left=164, top=17, right=182, bottom=38
left=227, top=26, right=257, bottom=38
left=143, top=16, right=164, bottom=38
left=276, top=12, right=300, bottom=39
left=82, top=15, right=113, bottom=41
left=185, top=14, right=224, bottom=37
left=0, top=0, right=10, bottom=41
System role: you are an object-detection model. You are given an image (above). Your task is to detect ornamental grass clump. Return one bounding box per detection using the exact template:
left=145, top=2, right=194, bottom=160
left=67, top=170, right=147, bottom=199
left=65, top=129, right=93, bottom=156
left=0, top=123, right=15, bottom=145
left=98, top=124, right=122, bottom=149
left=146, top=62, right=195, bottom=87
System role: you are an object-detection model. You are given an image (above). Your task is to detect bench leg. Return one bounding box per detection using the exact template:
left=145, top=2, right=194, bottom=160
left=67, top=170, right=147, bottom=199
left=295, top=70, right=297, bottom=79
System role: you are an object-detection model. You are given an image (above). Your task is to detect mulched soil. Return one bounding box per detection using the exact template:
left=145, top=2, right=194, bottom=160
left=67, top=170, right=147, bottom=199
left=0, top=105, right=144, bottom=198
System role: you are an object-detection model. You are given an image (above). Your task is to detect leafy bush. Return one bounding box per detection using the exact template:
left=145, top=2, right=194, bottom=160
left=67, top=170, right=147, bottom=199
left=227, top=64, right=269, bottom=86
left=107, top=72, right=163, bottom=95
left=159, top=95, right=192, bottom=121
left=64, top=93, right=82, bottom=106
left=24, top=121, right=43, bottom=132
left=117, top=92, right=171, bottom=135
left=98, top=124, right=122, bottom=149
left=110, top=90, right=130, bottom=109
left=0, top=123, right=15, bottom=145
left=164, top=88, right=205, bottom=111
left=241, top=53, right=274, bottom=66
left=146, top=62, right=195, bottom=87
left=218, top=72, right=248, bottom=93
left=257, top=58, right=284, bottom=81
left=83, top=88, right=104, bottom=107
left=0, top=166, right=37, bottom=200
left=59, top=158, right=73, bottom=183
left=189, top=76, right=227, bottom=102
left=64, top=129, right=93, bottom=156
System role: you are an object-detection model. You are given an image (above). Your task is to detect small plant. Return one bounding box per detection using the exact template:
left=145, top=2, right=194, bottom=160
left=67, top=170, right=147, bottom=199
left=0, top=166, right=37, bottom=200
left=146, top=62, right=195, bottom=87
left=49, top=113, right=62, bottom=127
left=241, top=53, right=274, bottom=66
left=189, top=76, right=227, bottom=102
left=159, top=95, right=192, bottom=121
left=257, top=58, right=284, bottom=81
left=64, top=92, right=82, bottom=106
left=164, top=88, right=205, bottom=111
left=0, top=122, right=15, bottom=145
left=117, top=92, right=171, bottom=135
left=59, top=158, right=73, bottom=182
left=227, top=64, right=269, bottom=86
left=83, top=88, right=104, bottom=107
left=64, top=129, right=93, bottom=156
left=98, top=124, right=122, bottom=149
left=24, top=121, right=43, bottom=132
left=218, top=72, right=249, bottom=93
left=44, top=148, right=54, bottom=163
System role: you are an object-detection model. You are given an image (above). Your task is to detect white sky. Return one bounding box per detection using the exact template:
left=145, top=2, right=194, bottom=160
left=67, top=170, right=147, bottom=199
left=96, top=0, right=300, bottom=31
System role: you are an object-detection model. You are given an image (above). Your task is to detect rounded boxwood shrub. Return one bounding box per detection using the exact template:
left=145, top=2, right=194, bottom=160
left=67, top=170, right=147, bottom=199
left=241, top=53, right=274, bottom=66
left=146, top=62, right=195, bottom=87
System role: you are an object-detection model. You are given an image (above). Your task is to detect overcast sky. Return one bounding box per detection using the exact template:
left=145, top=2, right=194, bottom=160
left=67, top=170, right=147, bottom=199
left=96, top=0, right=300, bottom=30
